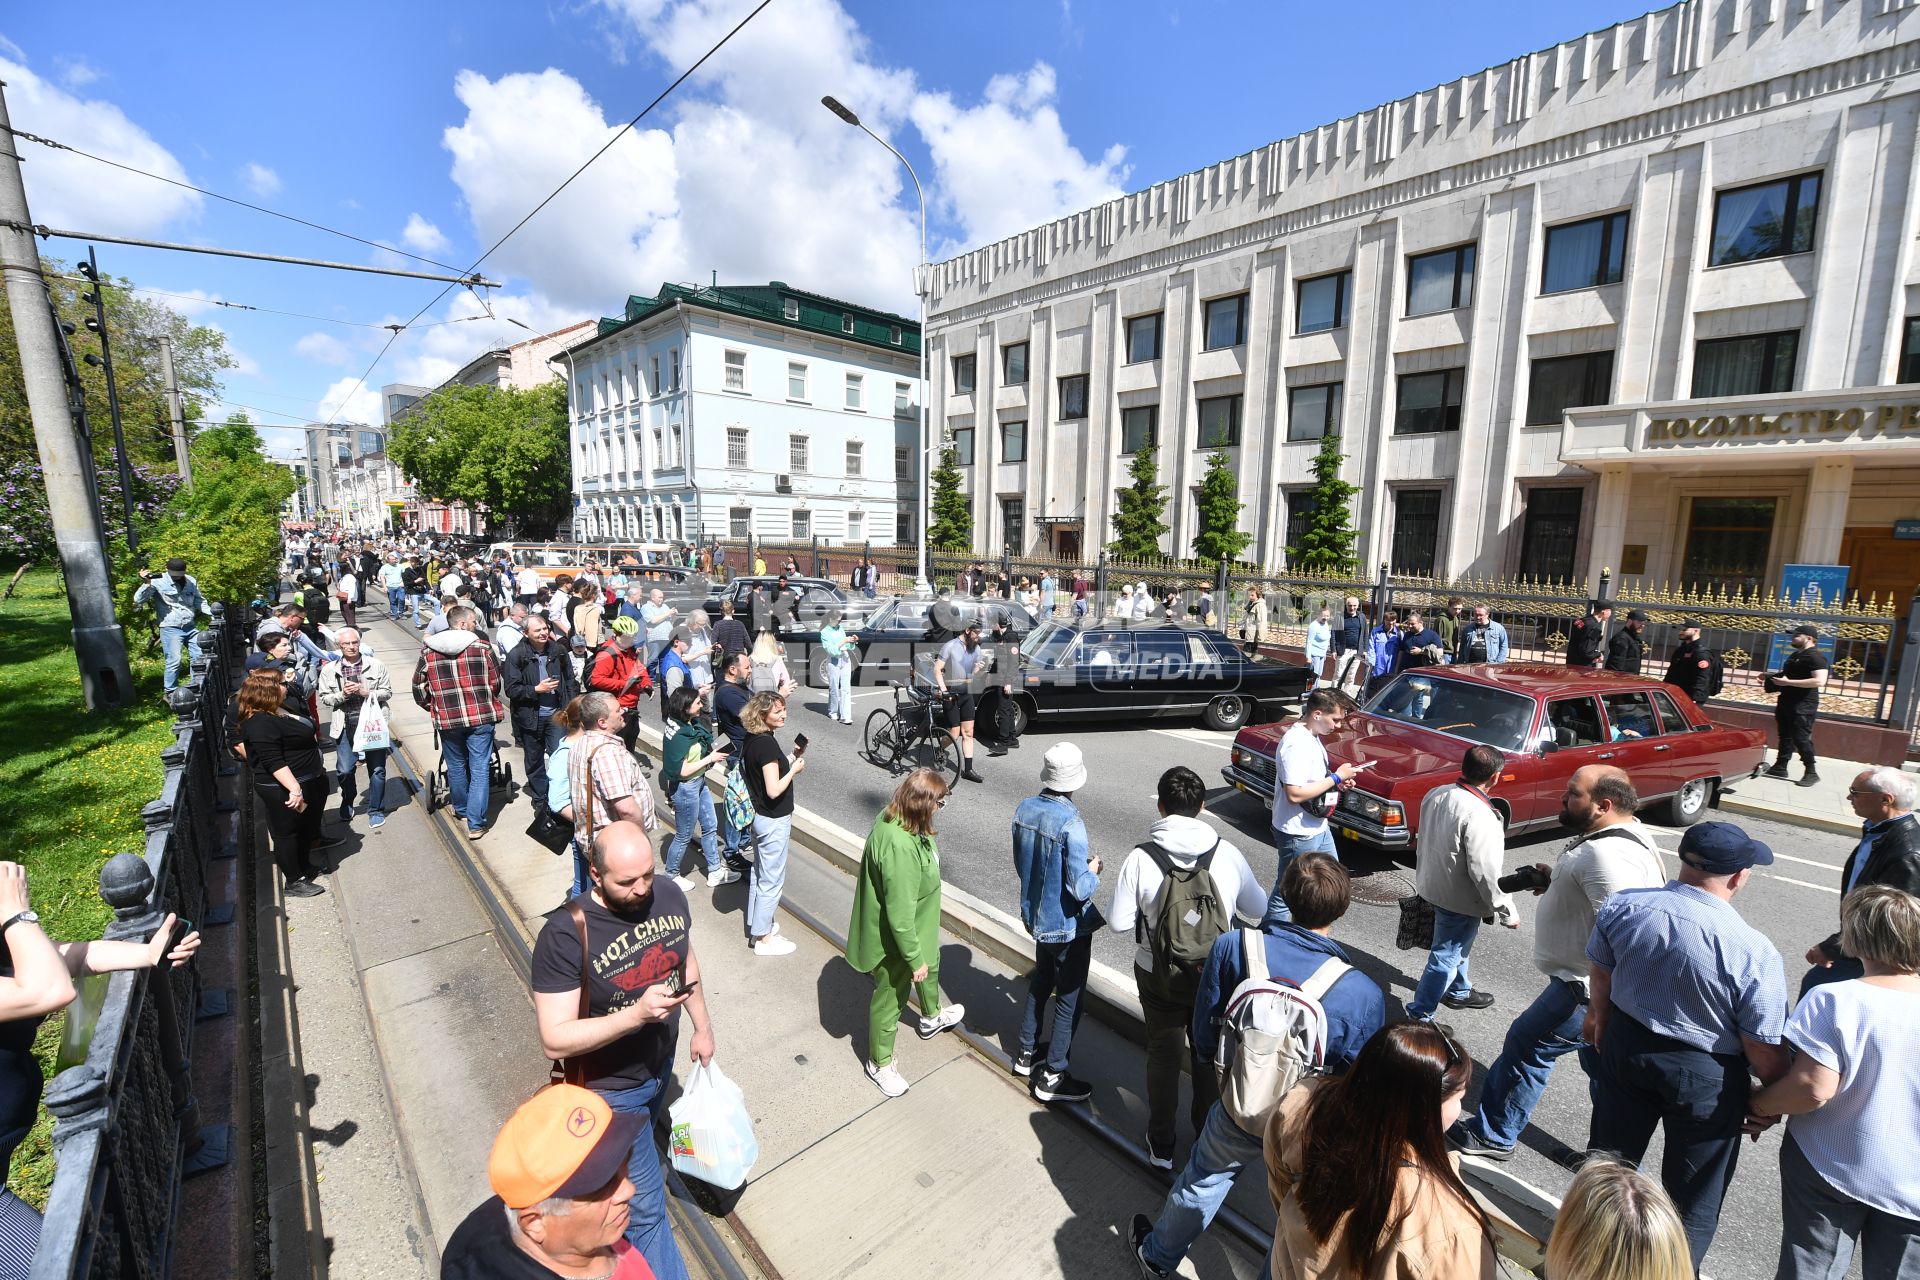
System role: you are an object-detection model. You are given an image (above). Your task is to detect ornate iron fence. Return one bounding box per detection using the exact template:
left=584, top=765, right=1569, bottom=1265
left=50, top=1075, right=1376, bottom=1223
left=32, top=606, right=241, bottom=1280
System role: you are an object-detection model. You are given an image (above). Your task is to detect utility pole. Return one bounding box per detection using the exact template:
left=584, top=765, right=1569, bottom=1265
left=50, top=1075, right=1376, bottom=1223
left=157, top=333, right=192, bottom=486
left=80, top=249, right=137, bottom=554
left=0, top=79, right=134, bottom=708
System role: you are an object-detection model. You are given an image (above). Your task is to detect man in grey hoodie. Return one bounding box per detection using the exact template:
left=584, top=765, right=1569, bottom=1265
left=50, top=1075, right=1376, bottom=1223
left=1106, top=766, right=1267, bottom=1169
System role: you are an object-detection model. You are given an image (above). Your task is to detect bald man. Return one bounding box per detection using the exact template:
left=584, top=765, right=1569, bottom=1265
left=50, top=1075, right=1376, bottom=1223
left=1449, top=766, right=1668, bottom=1161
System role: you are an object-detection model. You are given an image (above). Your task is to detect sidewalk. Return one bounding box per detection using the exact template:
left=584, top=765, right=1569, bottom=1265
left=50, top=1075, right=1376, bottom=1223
left=1717, top=756, right=1915, bottom=835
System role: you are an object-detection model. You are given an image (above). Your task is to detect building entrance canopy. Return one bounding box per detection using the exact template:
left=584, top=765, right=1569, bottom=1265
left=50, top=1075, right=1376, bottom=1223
left=1561, top=386, right=1920, bottom=470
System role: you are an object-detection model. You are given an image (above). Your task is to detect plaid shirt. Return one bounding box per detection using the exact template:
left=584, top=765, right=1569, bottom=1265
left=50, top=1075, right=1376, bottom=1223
left=568, top=730, right=654, bottom=848
left=412, top=637, right=505, bottom=729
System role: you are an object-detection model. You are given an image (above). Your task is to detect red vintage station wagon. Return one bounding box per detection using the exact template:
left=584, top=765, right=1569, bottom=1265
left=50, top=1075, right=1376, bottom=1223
left=1221, top=664, right=1768, bottom=852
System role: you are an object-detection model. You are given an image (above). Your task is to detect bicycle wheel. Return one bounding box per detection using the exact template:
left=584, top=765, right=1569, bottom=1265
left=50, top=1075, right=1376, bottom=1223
left=863, top=709, right=898, bottom=765
left=902, top=725, right=962, bottom=790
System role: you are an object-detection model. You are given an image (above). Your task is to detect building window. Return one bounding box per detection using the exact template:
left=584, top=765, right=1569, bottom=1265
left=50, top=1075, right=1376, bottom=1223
left=1391, top=489, right=1443, bottom=576
left=842, top=313, right=854, bottom=334
left=650, top=356, right=661, bottom=396
left=895, top=445, right=910, bottom=481
left=783, top=297, right=799, bottom=321
left=1203, top=294, right=1248, bottom=350
left=889, top=325, right=902, bottom=345
left=726, top=427, right=748, bottom=469
left=1395, top=368, right=1466, bottom=435
left=1295, top=271, right=1349, bottom=334
left=896, top=510, right=914, bottom=545
left=1002, top=342, right=1029, bottom=386
left=1283, top=491, right=1316, bottom=556
left=669, top=423, right=682, bottom=467
left=1287, top=383, right=1342, bottom=442
left=845, top=372, right=864, bottom=411
left=1691, top=331, right=1799, bottom=398
left=1003, top=498, right=1025, bottom=554
left=952, top=353, right=976, bottom=394
left=1058, top=375, right=1089, bottom=420
left=950, top=426, right=975, bottom=465
left=1710, top=173, right=1821, bottom=266
left=789, top=434, right=809, bottom=473
left=1682, top=497, right=1778, bottom=595
left=724, top=349, right=747, bottom=392
left=847, top=511, right=864, bottom=543
left=1526, top=351, right=1615, bottom=426
left=1407, top=244, right=1476, bottom=316
left=652, top=428, right=664, bottom=469
left=791, top=509, right=811, bottom=539
left=1002, top=420, right=1026, bottom=463
left=1901, top=318, right=1920, bottom=383
left=1542, top=212, right=1629, bottom=294
left=1518, top=488, right=1584, bottom=583
left=787, top=361, right=808, bottom=400
left=1197, top=395, right=1242, bottom=447
left=895, top=381, right=913, bottom=416
left=1120, top=405, right=1157, bottom=454
left=845, top=440, right=863, bottom=476
left=669, top=349, right=681, bottom=393
left=1125, top=313, right=1163, bottom=363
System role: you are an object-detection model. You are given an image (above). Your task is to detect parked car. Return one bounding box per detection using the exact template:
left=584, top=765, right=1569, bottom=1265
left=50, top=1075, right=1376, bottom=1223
left=1219, top=664, right=1767, bottom=852
left=848, top=596, right=1038, bottom=686
left=977, top=620, right=1315, bottom=735
left=700, top=575, right=846, bottom=625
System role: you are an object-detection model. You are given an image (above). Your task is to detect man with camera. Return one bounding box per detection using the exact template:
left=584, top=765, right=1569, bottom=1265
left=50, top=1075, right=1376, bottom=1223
left=1406, top=746, right=1517, bottom=1020
left=134, top=557, right=213, bottom=699
left=1449, top=764, right=1664, bottom=1162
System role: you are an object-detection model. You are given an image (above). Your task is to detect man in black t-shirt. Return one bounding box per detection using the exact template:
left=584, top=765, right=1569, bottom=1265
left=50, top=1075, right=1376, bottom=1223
left=1765, top=625, right=1830, bottom=785
left=531, top=821, right=713, bottom=1280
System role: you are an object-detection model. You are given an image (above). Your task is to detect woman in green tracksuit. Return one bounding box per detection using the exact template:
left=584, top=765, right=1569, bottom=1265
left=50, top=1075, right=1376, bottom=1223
left=845, top=768, right=966, bottom=1098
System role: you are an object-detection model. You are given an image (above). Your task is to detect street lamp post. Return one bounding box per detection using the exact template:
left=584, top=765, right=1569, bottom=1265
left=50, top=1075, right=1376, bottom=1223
left=821, top=95, right=932, bottom=595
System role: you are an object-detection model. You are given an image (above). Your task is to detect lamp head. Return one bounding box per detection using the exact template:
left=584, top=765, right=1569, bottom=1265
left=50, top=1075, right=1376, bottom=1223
left=821, top=95, right=860, bottom=127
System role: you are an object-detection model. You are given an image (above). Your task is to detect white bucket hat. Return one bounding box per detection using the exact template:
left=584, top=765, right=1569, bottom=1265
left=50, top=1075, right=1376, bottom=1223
left=1040, top=741, right=1088, bottom=793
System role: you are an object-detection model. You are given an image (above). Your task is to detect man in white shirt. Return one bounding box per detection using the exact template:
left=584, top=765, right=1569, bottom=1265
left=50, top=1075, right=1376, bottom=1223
left=1450, top=764, right=1666, bottom=1160
left=1407, top=746, right=1517, bottom=1020
left=1261, top=689, right=1367, bottom=927
left=515, top=564, right=542, bottom=605
left=1107, top=766, right=1266, bottom=1170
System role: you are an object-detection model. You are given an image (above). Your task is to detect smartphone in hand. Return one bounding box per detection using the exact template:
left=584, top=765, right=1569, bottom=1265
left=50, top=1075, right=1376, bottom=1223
left=792, top=732, right=810, bottom=756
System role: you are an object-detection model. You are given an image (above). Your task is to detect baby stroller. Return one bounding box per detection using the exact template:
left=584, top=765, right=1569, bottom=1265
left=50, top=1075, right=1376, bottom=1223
left=423, top=722, right=515, bottom=813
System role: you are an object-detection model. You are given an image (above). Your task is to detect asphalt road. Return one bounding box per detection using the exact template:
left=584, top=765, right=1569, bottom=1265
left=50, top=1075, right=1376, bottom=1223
left=775, top=681, right=1860, bottom=1280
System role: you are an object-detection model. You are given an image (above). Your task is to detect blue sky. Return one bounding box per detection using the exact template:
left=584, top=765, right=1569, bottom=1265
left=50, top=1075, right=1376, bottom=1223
left=2, top=0, right=1655, bottom=457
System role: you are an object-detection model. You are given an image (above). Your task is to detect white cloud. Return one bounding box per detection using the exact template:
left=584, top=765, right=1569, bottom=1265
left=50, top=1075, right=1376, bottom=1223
left=0, top=48, right=200, bottom=236
left=294, top=332, right=354, bottom=366
left=316, top=376, right=383, bottom=427
left=242, top=162, right=281, bottom=197
left=399, top=213, right=452, bottom=255
left=54, top=55, right=102, bottom=88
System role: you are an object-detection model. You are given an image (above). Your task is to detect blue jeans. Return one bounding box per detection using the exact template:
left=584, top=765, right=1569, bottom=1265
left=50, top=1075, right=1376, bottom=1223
left=823, top=654, right=851, bottom=720
left=1465, top=977, right=1597, bottom=1151
left=159, top=624, right=202, bottom=693
left=1261, top=826, right=1335, bottom=926
left=571, top=839, right=593, bottom=899
left=386, top=585, right=405, bottom=619
left=441, top=723, right=494, bottom=834
left=598, top=1076, right=690, bottom=1280
left=747, top=814, right=791, bottom=938
left=335, top=733, right=389, bottom=817
left=1141, top=1101, right=1265, bottom=1271
left=1019, top=933, right=1093, bottom=1074
left=1407, top=905, right=1480, bottom=1020
left=409, top=592, right=429, bottom=626
left=666, top=779, right=722, bottom=876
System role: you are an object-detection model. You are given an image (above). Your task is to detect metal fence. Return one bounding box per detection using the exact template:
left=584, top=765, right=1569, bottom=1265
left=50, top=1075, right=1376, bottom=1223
left=33, top=606, right=241, bottom=1280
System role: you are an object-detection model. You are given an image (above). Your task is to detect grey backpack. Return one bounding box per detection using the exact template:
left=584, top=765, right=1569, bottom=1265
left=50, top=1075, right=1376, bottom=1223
left=1213, top=930, right=1349, bottom=1133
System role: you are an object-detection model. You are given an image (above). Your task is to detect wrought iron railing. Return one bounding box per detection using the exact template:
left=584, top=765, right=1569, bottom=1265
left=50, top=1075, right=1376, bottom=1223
left=32, top=605, right=241, bottom=1280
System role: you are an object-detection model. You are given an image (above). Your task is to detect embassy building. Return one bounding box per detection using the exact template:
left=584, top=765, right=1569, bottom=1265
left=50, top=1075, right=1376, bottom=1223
left=923, top=0, right=1920, bottom=607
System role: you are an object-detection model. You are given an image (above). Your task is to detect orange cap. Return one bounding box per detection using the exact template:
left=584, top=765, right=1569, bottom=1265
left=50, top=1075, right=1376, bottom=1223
left=488, top=1084, right=643, bottom=1209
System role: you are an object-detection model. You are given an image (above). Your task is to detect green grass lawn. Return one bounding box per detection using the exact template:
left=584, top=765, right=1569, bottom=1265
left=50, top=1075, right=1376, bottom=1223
left=0, top=568, right=177, bottom=1208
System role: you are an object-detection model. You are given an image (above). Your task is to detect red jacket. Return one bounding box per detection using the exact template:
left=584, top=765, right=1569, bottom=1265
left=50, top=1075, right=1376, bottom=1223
left=588, top=640, right=650, bottom=709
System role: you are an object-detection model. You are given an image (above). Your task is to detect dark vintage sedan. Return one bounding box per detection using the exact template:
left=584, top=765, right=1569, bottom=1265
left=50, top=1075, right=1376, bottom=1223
left=978, top=620, right=1315, bottom=735
left=1219, top=664, right=1768, bottom=852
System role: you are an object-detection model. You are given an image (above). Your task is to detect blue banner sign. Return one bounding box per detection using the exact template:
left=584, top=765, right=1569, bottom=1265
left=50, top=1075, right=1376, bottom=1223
left=1764, top=563, right=1848, bottom=671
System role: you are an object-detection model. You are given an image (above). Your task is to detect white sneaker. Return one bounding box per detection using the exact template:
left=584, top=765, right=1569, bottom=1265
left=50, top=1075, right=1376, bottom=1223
left=917, top=1003, right=965, bottom=1039
left=865, top=1060, right=909, bottom=1098
left=751, top=934, right=797, bottom=957
left=706, top=866, right=741, bottom=887
left=671, top=874, right=697, bottom=892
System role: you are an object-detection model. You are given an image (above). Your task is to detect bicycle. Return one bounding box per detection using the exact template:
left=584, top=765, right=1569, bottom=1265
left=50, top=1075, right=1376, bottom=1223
left=861, top=679, right=962, bottom=789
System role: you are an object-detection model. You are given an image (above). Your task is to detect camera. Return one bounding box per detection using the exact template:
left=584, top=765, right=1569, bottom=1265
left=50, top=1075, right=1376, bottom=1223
left=1497, top=865, right=1551, bottom=894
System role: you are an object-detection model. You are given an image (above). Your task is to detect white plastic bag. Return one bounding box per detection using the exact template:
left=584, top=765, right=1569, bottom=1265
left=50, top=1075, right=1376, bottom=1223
left=669, top=1062, right=758, bottom=1190
left=352, top=701, right=392, bottom=753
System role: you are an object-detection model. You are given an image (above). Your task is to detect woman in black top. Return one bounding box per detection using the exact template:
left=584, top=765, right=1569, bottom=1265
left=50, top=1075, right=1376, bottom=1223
left=236, top=666, right=334, bottom=898
left=740, top=691, right=802, bottom=956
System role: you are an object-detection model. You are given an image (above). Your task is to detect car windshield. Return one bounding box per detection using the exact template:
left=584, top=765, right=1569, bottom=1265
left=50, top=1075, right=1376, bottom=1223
left=1364, top=675, right=1536, bottom=751
left=1022, top=623, right=1078, bottom=667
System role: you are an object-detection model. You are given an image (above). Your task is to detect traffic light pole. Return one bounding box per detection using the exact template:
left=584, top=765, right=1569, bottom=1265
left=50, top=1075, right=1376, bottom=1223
left=0, top=80, right=134, bottom=708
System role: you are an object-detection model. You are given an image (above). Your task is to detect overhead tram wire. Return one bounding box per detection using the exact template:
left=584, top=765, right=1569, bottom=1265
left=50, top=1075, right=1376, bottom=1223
left=51, top=275, right=529, bottom=333
left=316, top=0, right=773, bottom=426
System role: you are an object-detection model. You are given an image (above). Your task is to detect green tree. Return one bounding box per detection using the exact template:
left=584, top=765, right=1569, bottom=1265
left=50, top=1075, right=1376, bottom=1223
left=1191, top=450, right=1251, bottom=564
left=387, top=382, right=572, bottom=533
left=926, top=445, right=972, bottom=551
left=1290, top=432, right=1360, bottom=573
left=1108, top=440, right=1169, bottom=559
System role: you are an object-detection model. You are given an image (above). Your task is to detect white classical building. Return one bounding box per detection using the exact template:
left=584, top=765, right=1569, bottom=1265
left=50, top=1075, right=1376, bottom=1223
left=561, top=283, right=921, bottom=547
left=925, top=0, right=1920, bottom=607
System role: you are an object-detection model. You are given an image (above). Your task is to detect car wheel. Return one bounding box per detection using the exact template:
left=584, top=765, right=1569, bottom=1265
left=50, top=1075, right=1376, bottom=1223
left=808, top=649, right=829, bottom=688
left=1005, top=697, right=1030, bottom=739
left=1665, top=778, right=1714, bottom=827
left=1203, top=695, right=1251, bottom=732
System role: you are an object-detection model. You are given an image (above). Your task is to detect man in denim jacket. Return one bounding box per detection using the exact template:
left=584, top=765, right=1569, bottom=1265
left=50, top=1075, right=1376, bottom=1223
left=1010, top=742, right=1103, bottom=1105
left=134, top=557, right=212, bottom=697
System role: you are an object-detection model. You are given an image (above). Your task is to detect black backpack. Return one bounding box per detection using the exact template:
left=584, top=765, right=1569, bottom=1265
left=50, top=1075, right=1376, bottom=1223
left=1702, top=649, right=1726, bottom=698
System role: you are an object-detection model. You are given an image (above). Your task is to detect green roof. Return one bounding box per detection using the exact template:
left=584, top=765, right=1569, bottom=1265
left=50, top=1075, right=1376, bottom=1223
left=583, top=281, right=921, bottom=356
